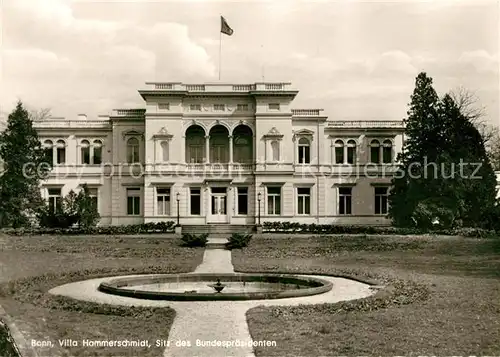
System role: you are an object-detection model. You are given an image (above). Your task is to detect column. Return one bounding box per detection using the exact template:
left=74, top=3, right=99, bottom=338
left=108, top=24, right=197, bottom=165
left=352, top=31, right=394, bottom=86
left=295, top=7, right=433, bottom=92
left=181, top=136, right=185, bottom=164
left=228, top=136, right=233, bottom=164
left=205, top=135, right=210, bottom=163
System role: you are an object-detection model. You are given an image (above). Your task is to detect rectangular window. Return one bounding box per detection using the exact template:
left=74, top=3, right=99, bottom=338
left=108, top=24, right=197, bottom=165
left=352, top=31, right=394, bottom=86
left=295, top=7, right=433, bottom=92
left=297, top=187, right=311, bottom=215
left=158, top=103, right=170, bottom=110
left=190, top=188, right=201, bottom=215
left=370, top=147, right=380, bottom=164
left=347, top=146, right=355, bottom=164
left=375, top=187, right=389, bottom=214
left=87, top=187, right=98, bottom=210
left=335, top=146, right=344, bottom=164
left=93, top=147, right=102, bottom=165
left=56, top=147, right=66, bottom=164
left=267, top=187, right=281, bottom=215
left=236, top=104, right=248, bottom=111
left=44, top=147, right=54, bottom=165
left=156, top=187, right=171, bottom=216
left=268, top=103, right=280, bottom=110
left=190, top=104, right=201, bottom=111
left=127, top=188, right=141, bottom=216
left=383, top=146, right=392, bottom=163
left=237, top=187, right=248, bottom=215
left=339, top=187, right=352, bottom=215
left=81, top=147, right=90, bottom=165
left=298, top=145, right=310, bottom=164
left=47, top=188, right=62, bottom=213
left=214, top=104, right=225, bottom=111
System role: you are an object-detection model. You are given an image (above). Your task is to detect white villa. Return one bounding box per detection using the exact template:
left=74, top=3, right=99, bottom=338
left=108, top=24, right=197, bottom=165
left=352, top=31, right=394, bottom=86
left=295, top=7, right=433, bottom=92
left=32, top=81, right=418, bottom=227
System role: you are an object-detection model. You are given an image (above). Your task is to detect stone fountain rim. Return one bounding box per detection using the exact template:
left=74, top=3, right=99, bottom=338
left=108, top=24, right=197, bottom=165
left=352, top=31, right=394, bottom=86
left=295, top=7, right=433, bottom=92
left=97, top=273, right=333, bottom=301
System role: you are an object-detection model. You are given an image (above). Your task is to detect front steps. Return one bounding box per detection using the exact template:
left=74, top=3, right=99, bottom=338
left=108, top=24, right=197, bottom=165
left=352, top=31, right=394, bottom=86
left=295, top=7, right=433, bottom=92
left=205, top=238, right=229, bottom=249
left=181, top=224, right=254, bottom=235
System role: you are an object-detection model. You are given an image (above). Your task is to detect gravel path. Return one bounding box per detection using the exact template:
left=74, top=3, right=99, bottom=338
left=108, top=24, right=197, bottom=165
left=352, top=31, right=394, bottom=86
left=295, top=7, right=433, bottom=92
left=49, top=262, right=375, bottom=357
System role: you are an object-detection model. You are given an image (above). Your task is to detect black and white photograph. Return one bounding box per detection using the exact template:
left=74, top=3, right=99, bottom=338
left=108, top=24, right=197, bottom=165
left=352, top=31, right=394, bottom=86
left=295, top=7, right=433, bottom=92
left=0, top=0, right=499, bottom=356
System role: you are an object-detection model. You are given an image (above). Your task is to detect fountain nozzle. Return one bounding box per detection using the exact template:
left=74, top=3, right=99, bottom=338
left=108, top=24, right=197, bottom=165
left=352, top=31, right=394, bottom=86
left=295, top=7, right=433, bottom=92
left=208, top=278, right=226, bottom=293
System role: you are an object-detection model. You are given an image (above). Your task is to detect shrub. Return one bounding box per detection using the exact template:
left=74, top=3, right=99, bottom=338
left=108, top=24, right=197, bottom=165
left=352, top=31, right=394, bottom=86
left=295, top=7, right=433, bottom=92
left=261, top=221, right=498, bottom=237
left=2, top=221, right=176, bottom=236
left=180, top=233, right=208, bottom=247
left=226, top=233, right=252, bottom=250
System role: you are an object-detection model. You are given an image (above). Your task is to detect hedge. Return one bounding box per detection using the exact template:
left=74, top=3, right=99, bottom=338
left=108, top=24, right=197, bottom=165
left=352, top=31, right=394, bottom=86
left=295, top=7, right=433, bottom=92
left=1, top=221, right=176, bottom=236
left=262, top=221, right=496, bottom=238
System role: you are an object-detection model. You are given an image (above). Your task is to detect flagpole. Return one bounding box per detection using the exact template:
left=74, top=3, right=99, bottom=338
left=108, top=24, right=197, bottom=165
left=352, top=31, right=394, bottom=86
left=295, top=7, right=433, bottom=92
left=219, top=29, right=222, bottom=80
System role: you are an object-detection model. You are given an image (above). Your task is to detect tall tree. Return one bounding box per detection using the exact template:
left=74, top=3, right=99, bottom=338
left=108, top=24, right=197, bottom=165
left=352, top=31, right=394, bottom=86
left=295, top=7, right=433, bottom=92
left=0, top=101, right=51, bottom=227
left=437, top=94, right=497, bottom=226
left=389, top=72, right=441, bottom=227
left=389, top=73, right=498, bottom=228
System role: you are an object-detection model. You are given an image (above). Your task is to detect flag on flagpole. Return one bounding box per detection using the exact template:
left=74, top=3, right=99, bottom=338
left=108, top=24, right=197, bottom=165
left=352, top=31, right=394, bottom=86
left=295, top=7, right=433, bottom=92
left=220, top=16, right=233, bottom=36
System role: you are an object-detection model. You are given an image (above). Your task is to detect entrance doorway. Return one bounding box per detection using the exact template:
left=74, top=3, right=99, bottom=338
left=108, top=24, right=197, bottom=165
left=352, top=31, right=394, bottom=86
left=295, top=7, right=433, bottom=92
left=209, top=187, right=228, bottom=223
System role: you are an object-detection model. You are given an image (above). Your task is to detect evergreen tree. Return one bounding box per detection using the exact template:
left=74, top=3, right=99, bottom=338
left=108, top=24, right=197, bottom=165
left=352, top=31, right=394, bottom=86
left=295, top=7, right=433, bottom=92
left=0, top=101, right=51, bottom=227
left=75, top=184, right=100, bottom=228
left=437, top=94, right=497, bottom=226
left=389, top=72, right=441, bottom=227
left=389, top=73, right=498, bottom=228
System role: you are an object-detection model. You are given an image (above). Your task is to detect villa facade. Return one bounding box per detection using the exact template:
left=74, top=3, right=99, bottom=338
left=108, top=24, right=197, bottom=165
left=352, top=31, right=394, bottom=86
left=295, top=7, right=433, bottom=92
left=33, top=81, right=409, bottom=226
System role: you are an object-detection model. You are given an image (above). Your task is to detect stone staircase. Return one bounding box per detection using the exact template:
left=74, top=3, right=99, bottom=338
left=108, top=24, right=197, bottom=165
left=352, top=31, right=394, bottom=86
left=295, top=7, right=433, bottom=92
left=181, top=224, right=254, bottom=235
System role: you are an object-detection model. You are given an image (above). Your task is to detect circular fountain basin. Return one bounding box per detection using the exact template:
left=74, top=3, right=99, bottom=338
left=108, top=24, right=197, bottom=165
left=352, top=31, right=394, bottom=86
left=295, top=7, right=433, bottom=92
left=98, top=273, right=333, bottom=301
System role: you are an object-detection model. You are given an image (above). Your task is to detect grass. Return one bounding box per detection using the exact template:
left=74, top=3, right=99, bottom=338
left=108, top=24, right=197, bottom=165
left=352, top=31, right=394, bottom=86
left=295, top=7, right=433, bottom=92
left=232, top=235, right=500, bottom=356
left=2, top=233, right=500, bottom=356
left=0, top=234, right=204, bottom=357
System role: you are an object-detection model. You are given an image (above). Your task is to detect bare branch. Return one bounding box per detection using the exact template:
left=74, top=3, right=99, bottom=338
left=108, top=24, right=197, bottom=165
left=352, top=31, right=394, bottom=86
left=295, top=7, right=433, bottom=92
left=28, top=107, right=52, bottom=121
left=448, top=86, right=496, bottom=145
left=449, top=86, right=486, bottom=124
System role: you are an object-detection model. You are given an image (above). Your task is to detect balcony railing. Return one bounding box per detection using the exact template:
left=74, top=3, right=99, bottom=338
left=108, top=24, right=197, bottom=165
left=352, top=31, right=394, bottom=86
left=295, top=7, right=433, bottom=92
left=292, top=109, right=323, bottom=116
left=113, top=109, right=146, bottom=116
left=185, top=163, right=254, bottom=171
left=155, top=83, right=173, bottom=90
left=33, top=120, right=110, bottom=128
left=327, top=120, right=404, bottom=129
left=144, top=82, right=293, bottom=92
left=232, top=84, right=255, bottom=91
left=185, top=84, right=206, bottom=91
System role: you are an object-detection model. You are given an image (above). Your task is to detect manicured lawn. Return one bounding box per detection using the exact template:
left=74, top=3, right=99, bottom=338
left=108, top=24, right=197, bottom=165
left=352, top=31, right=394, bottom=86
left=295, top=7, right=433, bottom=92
left=0, top=234, right=204, bottom=357
left=232, top=235, right=500, bottom=356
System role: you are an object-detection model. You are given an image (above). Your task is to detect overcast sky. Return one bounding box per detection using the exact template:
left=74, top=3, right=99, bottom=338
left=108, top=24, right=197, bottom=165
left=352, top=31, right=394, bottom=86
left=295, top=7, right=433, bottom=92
left=1, top=0, right=498, bottom=127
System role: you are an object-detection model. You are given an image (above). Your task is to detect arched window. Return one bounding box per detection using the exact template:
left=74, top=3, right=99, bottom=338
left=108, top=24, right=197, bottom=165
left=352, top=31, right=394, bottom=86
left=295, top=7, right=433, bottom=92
left=185, top=126, right=205, bottom=163
left=347, top=140, right=356, bottom=164
left=93, top=140, right=103, bottom=165
left=271, top=140, right=280, bottom=162
left=233, top=125, right=253, bottom=163
left=382, top=140, right=393, bottom=163
left=370, top=139, right=380, bottom=164
left=127, top=137, right=140, bottom=163
left=43, top=140, right=54, bottom=164
left=334, top=140, right=344, bottom=164
left=234, top=136, right=251, bottom=163
left=298, top=138, right=311, bottom=164
left=56, top=140, right=66, bottom=164
left=209, top=125, right=229, bottom=163
left=161, top=141, right=169, bottom=162
left=81, top=140, right=90, bottom=164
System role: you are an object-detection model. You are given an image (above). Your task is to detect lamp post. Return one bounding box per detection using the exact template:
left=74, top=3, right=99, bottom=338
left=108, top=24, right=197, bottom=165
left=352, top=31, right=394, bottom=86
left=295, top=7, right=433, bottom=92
left=176, top=192, right=180, bottom=226
left=257, top=192, right=262, bottom=226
